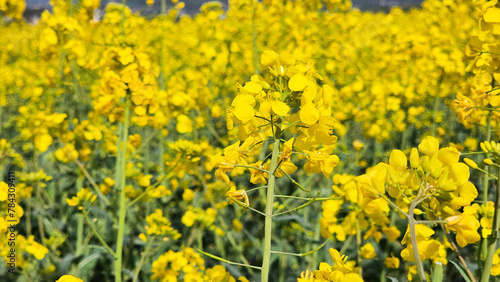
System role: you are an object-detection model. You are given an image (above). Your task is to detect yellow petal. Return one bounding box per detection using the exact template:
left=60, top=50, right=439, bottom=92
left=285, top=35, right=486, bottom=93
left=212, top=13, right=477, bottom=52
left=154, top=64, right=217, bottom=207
left=299, top=103, right=319, bottom=125
left=261, top=50, right=278, bottom=66
left=289, top=74, right=308, bottom=92
left=437, top=147, right=460, bottom=166
left=243, top=81, right=262, bottom=94
left=389, top=149, right=407, bottom=172
left=271, top=100, right=290, bottom=116
left=418, top=136, right=439, bottom=156
left=484, top=7, right=500, bottom=23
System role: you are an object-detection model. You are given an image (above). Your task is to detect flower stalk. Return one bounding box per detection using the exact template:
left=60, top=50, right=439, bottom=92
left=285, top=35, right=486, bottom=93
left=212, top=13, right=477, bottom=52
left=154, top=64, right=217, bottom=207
left=261, top=136, right=281, bottom=282
left=114, top=96, right=131, bottom=282
left=481, top=157, right=500, bottom=282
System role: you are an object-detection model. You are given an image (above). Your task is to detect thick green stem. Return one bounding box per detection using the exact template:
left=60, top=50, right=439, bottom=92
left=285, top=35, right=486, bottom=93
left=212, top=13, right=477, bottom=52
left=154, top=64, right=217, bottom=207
left=114, top=97, right=131, bottom=282
left=261, top=137, right=281, bottom=282
left=481, top=160, right=500, bottom=282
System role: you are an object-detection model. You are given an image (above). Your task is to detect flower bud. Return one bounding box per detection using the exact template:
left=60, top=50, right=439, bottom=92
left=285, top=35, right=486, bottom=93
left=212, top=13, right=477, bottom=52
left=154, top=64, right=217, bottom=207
left=422, top=156, right=430, bottom=172
left=414, top=208, right=424, bottom=215
left=442, top=204, right=455, bottom=216
left=484, top=159, right=494, bottom=165
left=463, top=158, right=478, bottom=169
left=485, top=141, right=493, bottom=152
left=410, top=148, right=419, bottom=169
left=480, top=142, right=488, bottom=153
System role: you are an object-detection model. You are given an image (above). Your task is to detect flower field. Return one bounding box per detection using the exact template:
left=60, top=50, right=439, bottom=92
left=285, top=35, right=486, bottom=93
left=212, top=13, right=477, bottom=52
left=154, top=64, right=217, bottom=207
left=2, top=0, right=500, bottom=281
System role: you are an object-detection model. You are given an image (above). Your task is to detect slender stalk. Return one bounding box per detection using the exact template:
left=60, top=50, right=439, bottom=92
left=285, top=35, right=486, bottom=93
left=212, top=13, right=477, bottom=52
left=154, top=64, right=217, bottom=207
left=76, top=174, right=84, bottom=255
left=251, top=0, right=259, bottom=75
left=261, top=137, right=281, bottom=282
left=355, top=218, right=363, bottom=277
left=114, top=97, right=131, bottom=282
left=480, top=112, right=492, bottom=267
left=440, top=222, right=476, bottom=282
left=481, top=161, right=500, bottom=282
left=408, top=193, right=427, bottom=282
left=270, top=238, right=329, bottom=257
left=132, top=238, right=154, bottom=282
left=82, top=209, right=115, bottom=256
left=198, top=249, right=262, bottom=270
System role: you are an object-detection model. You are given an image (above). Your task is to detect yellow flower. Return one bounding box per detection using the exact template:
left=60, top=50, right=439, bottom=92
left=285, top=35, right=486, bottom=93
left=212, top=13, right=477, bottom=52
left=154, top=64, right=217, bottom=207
left=384, top=253, right=400, bottom=269
left=35, top=133, right=53, bottom=153
left=446, top=207, right=481, bottom=247
left=56, top=275, right=84, bottom=282
left=360, top=243, right=376, bottom=259
left=226, top=186, right=249, bottom=209
left=182, top=188, right=195, bottom=202
left=176, top=114, right=193, bottom=133
left=25, top=235, right=49, bottom=260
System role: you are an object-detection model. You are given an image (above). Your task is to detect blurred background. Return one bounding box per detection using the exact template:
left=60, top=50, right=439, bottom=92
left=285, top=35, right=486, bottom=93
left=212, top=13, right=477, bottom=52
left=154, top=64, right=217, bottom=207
left=24, top=0, right=424, bottom=21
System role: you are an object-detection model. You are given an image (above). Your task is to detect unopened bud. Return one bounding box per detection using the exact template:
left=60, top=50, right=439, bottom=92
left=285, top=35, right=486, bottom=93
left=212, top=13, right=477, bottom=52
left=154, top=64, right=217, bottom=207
left=410, top=148, right=419, bottom=169
left=463, top=158, right=478, bottom=169
left=484, top=159, right=494, bottom=165
left=480, top=142, right=488, bottom=153
left=485, top=141, right=493, bottom=152
left=422, top=156, right=430, bottom=172
left=442, top=205, right=455, bottom=216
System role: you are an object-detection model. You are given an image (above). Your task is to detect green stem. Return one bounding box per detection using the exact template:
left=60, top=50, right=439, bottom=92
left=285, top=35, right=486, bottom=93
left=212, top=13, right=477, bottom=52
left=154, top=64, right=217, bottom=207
left=261, top=137, right=281, bottom=282
left=270, top=238, right=329, bottom=257
left=82, top=209, right=115, bottom=256
left=198, top=249, right=262, bottom=270
left=432, top=262, right=443, bottom=282
left=484, top=113, right=492, bottom=204
left=76, top=174, right=84, bottom=255
left=481, top=160, right=500, bottom=282
left=132, top=238, right=154, bottom=282
left=408, top=193, right=427, bottom=282
left=356, top=217, right=362, bottom=277
left=114, top=97, right=131, bottom=282
left=480, top=112, right=492, bottom=266
left=251, top=0, right=259, bottom=75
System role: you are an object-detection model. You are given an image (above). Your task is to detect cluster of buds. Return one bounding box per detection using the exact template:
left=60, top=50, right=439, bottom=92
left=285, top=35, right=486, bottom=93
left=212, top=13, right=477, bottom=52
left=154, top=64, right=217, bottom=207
left=480, top=141, right=500, bottom=159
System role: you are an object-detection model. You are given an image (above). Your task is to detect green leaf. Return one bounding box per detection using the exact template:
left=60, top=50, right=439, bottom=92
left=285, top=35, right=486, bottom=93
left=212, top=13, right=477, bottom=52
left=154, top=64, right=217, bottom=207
left=386, top=277, right=399, bottom=282
left=78, top=252, right=102, bottom=277
left=449, top=260, right=472, bottom=282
